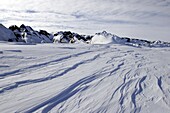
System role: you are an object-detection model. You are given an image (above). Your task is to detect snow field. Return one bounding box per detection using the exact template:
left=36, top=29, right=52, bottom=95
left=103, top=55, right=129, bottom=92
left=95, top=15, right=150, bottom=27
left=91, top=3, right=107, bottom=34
left=0, top=43, right=170, bottom=113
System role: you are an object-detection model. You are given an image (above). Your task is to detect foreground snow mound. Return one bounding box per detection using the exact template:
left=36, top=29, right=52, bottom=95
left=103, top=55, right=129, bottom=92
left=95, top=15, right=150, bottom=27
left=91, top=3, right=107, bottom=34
left=91, top=31, right=119, bottom=44
left=0, top=43, right=170, bottom=113
left=9, top=24, right=53, bottom=43
left=0, top=24, right=16, bottom=42
left=91, top=31, right=170, bottom=47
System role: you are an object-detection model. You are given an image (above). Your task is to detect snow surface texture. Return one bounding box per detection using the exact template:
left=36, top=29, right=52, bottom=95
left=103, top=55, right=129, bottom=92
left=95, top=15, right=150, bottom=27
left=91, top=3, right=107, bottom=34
left=0, top=42, right=170, bottom=113
left=1, top=0, right=170, bottom=41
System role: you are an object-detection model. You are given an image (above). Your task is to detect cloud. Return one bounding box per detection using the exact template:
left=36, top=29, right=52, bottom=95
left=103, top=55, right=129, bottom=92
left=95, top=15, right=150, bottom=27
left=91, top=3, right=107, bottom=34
left=0, top=0, right=170, bottom=41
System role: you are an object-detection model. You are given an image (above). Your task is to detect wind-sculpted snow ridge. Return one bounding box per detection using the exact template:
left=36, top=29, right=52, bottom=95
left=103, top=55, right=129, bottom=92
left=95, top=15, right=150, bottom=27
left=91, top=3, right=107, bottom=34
left=0, top=43, right=170, bottom=113
left=1, top=24, right=170, bottom=47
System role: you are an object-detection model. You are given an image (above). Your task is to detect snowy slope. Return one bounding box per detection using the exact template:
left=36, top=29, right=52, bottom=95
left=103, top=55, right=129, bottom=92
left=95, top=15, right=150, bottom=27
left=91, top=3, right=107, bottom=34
left=0, top=24, right=16, bottom=41
left=0, top=42, right=170, bottom=113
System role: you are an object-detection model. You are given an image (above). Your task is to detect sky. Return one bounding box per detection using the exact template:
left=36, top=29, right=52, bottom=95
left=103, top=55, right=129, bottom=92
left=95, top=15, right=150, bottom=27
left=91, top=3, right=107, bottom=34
left=0, top=0, right=170, bottom=41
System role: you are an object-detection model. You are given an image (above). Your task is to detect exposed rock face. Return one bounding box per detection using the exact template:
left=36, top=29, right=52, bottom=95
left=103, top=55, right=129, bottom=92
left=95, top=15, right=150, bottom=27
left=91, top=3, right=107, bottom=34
left=53, top=31, right=92, bottom=43
left=0, top=24, right=16, bottom=42
left=9, top=25, right=20, bottom=31
left=8, top=24, right=92, bottom=44
left=9, top=24, right=53, bottom=43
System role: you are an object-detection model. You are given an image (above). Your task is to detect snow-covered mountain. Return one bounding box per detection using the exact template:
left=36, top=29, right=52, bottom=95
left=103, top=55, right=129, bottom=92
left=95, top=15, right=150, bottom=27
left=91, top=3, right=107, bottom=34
left=91, top=31, right=170, bottom=47
left=0, top=42, right=170, bottom=113
left=0, top=24, right=170, bottom=47
left=8, top=24, right=53, bottom=43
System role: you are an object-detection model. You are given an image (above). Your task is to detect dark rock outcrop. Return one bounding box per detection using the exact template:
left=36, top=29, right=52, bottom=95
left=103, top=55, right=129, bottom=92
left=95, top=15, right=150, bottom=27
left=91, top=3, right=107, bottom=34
left=9, top=24, right=53, bottom=43
left=53, top=31, right=93, bottom=43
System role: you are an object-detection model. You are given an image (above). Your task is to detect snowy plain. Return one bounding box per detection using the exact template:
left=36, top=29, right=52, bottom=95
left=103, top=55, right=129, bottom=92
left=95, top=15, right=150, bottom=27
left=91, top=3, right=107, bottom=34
left=0, top=42, right=170, bottom=113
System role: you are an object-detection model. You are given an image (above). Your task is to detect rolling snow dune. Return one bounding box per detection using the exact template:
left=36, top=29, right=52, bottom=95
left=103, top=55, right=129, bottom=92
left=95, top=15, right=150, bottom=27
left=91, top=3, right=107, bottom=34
left=0, top=42, right=170, bottom=113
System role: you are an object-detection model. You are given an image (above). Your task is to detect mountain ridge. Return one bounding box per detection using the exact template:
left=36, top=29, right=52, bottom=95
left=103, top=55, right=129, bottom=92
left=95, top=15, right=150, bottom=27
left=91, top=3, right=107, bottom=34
left=0, top=24, right=170, bottom=47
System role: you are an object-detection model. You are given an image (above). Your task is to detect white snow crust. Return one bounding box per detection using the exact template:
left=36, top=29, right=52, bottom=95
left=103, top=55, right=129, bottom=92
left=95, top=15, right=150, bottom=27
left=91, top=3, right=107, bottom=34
left=0, top=42, right=170, bottom=113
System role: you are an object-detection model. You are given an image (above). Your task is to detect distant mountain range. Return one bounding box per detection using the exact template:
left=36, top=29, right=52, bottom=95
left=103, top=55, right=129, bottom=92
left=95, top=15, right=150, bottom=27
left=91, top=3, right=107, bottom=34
left=0, top=24, right=170, bottom=47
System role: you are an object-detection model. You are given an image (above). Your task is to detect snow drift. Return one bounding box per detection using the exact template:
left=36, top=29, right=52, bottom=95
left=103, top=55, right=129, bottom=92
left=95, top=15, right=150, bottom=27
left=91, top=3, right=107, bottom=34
left=0, top=43, right=170, bottom=113
left=0, top=23, right=170, bottom=113
left=91, top=31, right=117, bottom=44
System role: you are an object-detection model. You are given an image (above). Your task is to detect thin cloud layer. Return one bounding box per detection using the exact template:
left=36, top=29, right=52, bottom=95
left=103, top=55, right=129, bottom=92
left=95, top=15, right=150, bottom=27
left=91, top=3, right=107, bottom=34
left=0, top=0, right=170, bottom=41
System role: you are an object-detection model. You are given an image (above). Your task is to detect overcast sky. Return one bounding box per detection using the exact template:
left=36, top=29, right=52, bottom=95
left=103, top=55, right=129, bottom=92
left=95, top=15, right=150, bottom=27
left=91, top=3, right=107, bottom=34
left=0, top=0, right=170, bottom=41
